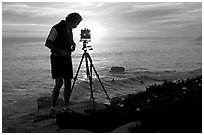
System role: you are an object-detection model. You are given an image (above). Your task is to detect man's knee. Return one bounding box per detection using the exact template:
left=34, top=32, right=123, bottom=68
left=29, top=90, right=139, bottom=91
left=55, top=78, right=63, bottom=88
left=64, top=79, right=71, bottom=87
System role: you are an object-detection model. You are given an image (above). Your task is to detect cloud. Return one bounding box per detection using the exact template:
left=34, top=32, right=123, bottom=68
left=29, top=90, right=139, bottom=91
left=2, top=2, right=202, bottom=38
left=2, top=2, right=93, bottom=18
left=2, top=23, right=50, bottom=31
left=107, top=2, right=202, bottom=35
left=117, top=2, right=200, bottom=23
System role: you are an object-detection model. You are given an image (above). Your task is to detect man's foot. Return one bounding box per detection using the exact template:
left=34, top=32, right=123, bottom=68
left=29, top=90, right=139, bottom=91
left=49, top=106, right=57, bottom=116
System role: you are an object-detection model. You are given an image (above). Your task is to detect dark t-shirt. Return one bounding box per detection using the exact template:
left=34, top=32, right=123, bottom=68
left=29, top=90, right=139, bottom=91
left=48, top=20, right=75, bottom=54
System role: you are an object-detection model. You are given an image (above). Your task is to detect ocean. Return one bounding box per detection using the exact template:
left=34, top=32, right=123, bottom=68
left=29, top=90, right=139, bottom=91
left=2, top=37, right=202, bottom=118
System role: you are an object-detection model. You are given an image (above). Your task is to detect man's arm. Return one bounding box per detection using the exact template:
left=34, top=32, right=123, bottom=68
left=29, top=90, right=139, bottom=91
left=45, top=40, right=70, bottom=57
left=70, top=30, right=76, bottom=52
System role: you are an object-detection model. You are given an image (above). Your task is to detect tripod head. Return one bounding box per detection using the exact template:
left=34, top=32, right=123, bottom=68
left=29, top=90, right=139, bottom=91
left=80, top=28, right=93, bottom=51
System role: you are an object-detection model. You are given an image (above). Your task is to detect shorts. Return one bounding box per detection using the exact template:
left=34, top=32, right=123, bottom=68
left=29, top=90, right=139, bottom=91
left=50, top=54, right=73, bottom=79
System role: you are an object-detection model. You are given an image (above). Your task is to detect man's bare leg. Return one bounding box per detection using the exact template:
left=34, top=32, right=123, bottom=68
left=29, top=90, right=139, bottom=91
left=51, top=78, right=63, bottom=107
left=64, top=79, right=72, bottom=107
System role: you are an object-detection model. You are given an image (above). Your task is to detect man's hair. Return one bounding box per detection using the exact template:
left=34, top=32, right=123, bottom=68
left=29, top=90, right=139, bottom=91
left=66, top=12, right=82, bottom=23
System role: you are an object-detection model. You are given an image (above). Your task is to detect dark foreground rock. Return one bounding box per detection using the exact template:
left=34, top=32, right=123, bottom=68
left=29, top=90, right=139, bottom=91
left=56, top=76, right=202, bottom=133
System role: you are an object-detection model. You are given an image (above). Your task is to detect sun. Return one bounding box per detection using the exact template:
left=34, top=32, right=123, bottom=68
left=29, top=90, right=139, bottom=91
left=77, top=21, right=106, bottom=43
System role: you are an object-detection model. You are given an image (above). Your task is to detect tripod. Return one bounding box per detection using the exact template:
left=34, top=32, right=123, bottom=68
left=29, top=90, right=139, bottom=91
left=71, top=40, right=111, bottom=110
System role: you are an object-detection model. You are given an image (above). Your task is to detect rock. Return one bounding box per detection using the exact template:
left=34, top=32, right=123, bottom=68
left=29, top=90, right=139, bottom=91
left=110, top=95, right=128, bottom=106
left=70, top=100, right=108, bottom=113
left=110, top=67, right=125, bottom=73
left=112, top=121, right=141, bottom=133
left=59, top=129, right=93, bottom=133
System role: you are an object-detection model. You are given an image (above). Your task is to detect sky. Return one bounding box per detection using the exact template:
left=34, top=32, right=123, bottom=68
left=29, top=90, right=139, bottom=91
left=2, top=2, right=202, bottom=42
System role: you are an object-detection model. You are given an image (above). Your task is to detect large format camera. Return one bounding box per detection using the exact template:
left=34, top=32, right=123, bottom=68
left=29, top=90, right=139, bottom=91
left=80, top=28, right=91, bottom=42
left=80, top=28, right=92, bottom=50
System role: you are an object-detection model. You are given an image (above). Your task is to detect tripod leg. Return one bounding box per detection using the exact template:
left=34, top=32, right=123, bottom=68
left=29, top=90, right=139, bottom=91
left=85, top=54, right=96, bottom=110
left=87, top=54, right=111, bottom=104
left=85, top=53, right=90, bottom=78
left=89, top=62, right=96, bottom=110
left=71, top=53, right=85, bottom=91
left=92, top=65, right=111, bottom=103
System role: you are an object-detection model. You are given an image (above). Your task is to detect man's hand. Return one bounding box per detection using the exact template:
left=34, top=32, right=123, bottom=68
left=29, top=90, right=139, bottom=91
left=71, top=44, right=76, bottom=52
left=60, top=50, right=71, bottom=58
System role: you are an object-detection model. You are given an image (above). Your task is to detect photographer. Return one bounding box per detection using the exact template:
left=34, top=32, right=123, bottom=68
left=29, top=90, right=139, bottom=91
left=45, top=12, right=82, bottom=115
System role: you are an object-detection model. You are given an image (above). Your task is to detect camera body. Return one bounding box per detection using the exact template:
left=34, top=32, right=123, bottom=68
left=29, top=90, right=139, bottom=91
left=80, top=28, right=92, bottom=50
left=80, top=28, right=91, bottom=41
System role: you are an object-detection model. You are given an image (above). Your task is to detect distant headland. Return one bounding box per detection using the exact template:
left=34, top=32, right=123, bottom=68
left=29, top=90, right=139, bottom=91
left=195, top=36, right=202, bottom=41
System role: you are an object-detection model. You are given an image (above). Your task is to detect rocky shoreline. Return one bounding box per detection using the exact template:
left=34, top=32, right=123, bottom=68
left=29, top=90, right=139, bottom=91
left=3, top=75, right=202, bottom=133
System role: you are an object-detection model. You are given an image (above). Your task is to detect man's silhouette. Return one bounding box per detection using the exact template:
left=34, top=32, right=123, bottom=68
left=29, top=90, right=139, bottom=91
left=45, top=12, right=82, bottom=115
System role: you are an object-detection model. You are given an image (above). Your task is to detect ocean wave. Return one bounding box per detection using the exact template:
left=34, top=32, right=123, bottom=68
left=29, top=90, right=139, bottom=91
left=71, top=68, right=202, bottom=94
left=2, top=68, right=201, bottom=119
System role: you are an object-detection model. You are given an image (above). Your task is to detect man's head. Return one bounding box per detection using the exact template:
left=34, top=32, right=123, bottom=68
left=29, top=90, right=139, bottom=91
left=66, top=12, right=82, bottom=28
